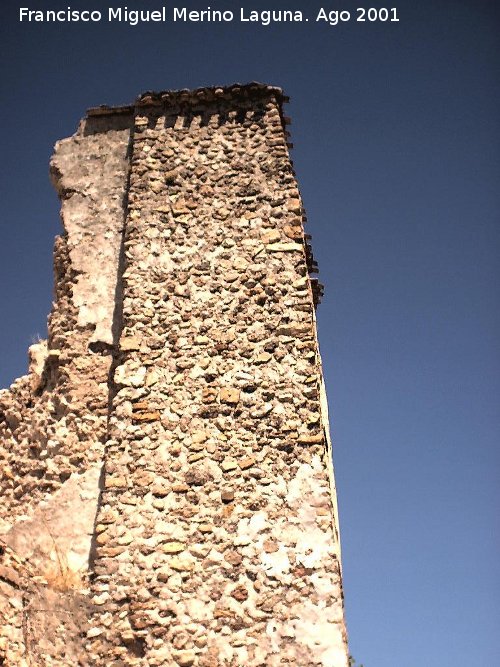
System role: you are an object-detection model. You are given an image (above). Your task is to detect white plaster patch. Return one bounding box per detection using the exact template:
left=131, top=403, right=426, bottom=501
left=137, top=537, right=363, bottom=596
left=212, top=635, right=234, bottom=662
left=114, top=361, right=146, bottom=387
left=185, top=598, right=211, bottom=622
left=309, top=572, right=338, bottom=598
left=265, top=620, right=282, bottom=653
left=261, top=546, right=291, bottom=580
left=283, top=459, right=337, bottom=569
left=3, top=464, right=102, bottom=579
left=265, top=601, right=347, bottom=667
left=291, top=601, right=347, bottom=666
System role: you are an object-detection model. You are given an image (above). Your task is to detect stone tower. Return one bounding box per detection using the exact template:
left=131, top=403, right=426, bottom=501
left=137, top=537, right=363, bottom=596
left=0, top=84, right=348, bottom=666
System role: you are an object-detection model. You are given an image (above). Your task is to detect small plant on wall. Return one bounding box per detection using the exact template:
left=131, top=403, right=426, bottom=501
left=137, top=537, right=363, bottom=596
left=349, top=656, right=364, bottom=667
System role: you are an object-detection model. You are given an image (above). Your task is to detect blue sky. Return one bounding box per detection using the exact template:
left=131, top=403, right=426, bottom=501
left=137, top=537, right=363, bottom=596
left=1, top=1, right=498, bottom=664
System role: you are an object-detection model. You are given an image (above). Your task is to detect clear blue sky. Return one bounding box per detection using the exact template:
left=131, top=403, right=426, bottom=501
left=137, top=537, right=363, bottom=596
left=1, top=1, right=498, bottom=664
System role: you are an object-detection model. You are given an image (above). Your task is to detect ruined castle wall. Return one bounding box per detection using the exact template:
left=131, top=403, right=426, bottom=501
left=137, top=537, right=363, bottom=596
left=0, top=116, right=131, bottom=532
left=87, top=88, right=347, bottom=667
left=0, top=85, right=348, bottom=667
left=0, top=117, right=132, bottom=665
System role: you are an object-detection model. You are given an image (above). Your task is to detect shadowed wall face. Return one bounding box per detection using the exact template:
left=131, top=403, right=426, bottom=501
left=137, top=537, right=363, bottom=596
left=0, top=85, right=347, bottom=667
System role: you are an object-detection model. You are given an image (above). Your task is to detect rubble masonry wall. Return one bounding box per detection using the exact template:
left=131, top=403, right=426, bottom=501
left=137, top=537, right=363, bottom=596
left=0, top=85, right=347, bottom=667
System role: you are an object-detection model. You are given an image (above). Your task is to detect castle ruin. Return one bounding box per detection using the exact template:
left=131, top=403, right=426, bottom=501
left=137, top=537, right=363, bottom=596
left=0, top=83, right=348, bottom=666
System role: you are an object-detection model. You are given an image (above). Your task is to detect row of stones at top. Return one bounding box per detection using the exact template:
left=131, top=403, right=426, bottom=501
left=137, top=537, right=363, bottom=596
left=133, top=105, right=273, bottom=133
left=131, top=103, right=287, bottom=144
left=88, top=83, right=287, bottom=120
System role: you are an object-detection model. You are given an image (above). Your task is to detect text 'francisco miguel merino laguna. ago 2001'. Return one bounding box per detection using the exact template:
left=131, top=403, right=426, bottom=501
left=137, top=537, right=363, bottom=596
left=19, top=6, right=400, bottom=26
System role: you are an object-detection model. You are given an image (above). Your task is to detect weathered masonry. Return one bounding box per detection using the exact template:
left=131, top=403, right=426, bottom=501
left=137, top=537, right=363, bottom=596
left=0, top=84, right=348, bottom=666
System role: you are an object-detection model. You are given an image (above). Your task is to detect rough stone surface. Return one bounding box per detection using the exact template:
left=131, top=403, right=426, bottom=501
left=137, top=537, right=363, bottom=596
left=0, top=83, right=348, bottom=666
